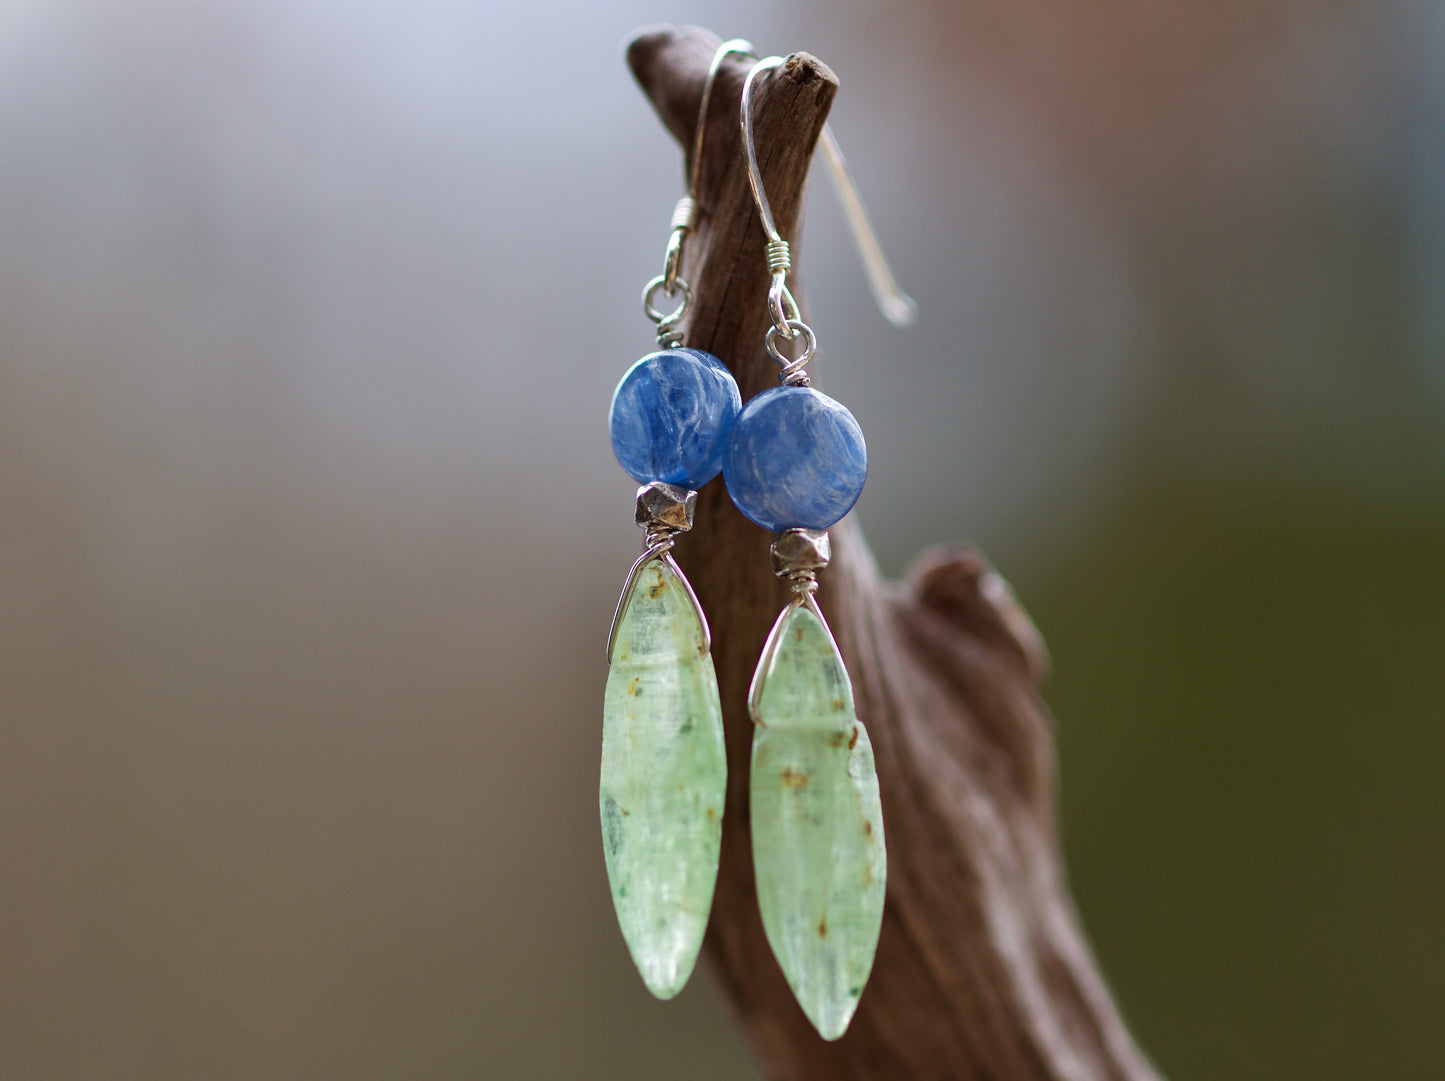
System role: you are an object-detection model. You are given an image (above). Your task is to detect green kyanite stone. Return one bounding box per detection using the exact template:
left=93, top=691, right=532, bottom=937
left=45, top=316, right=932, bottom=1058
left=750, top=603, right=886, bottom=1040
left=601, top=558, right=726, bottom=999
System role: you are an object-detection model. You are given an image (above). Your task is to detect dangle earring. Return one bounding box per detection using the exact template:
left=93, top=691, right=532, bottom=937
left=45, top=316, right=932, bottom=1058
left=599, top=40, right=754, bottom=1000
left=724, top=54, right=913, bottom=1041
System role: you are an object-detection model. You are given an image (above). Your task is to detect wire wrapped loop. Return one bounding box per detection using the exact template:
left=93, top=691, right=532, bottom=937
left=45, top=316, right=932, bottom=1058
left=765, top=319, right=818, bottom=385
left=643, top=521, right=681, bottom=558
left=782, top=567, right=819, bottom=596
left=642, top=275, right=691, bottom=347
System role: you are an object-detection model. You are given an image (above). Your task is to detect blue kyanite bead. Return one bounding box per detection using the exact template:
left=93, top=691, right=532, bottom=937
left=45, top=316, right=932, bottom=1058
left=723, top=385, right=867, bottom=533
left=609, top=348, right=742, bottom=490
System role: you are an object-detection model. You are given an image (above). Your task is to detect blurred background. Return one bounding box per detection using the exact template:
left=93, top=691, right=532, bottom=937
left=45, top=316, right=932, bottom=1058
left=1, top=0, right=1441, bottom=1078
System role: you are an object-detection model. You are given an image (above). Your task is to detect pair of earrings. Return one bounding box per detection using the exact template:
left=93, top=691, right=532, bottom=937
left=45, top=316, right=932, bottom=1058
left=600, top=43, right=913, bottom=1042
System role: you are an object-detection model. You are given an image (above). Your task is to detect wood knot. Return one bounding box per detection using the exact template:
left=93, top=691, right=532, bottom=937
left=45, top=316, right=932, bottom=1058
left=907, top=546, right=1050, bottom=685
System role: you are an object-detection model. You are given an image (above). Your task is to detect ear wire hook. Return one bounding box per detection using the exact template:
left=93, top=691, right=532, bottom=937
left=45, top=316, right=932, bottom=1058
left=817, top=125, right=918, bottom=327
left=740, top=54, right=918, bottom=340
left=657, top=39, right=756, bottom=300
left=687, top=39, right=756, bottom=217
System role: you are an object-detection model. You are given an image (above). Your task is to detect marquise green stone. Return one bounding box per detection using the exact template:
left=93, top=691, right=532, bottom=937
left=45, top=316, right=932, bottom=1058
left=601, top=559, right=726, bottom=999
left=750, top=604, right=886, bottom=1040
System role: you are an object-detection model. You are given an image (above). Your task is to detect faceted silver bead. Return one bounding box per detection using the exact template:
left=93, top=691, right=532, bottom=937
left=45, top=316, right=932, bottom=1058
left=770, top=528, right=831, bottom=578
left=635, top=482, right=697, bottom=532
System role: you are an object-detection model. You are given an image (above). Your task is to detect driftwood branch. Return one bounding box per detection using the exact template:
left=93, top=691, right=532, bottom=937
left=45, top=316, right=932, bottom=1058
left=627, top=26, right=1160, bottom=1081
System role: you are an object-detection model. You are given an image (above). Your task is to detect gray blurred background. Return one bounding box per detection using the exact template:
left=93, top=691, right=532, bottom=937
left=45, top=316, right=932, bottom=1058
left=1, top=0, right=1442, bottom=1078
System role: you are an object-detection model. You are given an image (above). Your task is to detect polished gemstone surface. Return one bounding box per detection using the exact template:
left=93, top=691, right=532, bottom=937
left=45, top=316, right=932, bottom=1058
left=723, top=385, right=867, bottom=532
left=750, top=603, right=886, bottom=1040
left=601, top=558, right=727, bottom=999
left=610, top=348, right=741, bottom=489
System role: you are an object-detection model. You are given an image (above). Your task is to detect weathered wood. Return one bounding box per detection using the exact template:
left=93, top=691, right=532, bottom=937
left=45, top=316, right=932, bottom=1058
left=627, top=26, right=1161, bottom=1081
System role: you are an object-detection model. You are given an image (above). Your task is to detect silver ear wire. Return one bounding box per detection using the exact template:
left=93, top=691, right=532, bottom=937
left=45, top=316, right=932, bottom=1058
left=687, top=39, right=756, bottom=214
left=646, top=38, right=756, bottom=346
left=816, top=124, right=918, bottom=328
left=740, top=54, right=918, bottom=350
left=740, top=56, right=802, bottom=341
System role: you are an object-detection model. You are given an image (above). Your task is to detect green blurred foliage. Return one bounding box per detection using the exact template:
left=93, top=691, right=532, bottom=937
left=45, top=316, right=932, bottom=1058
left=1031, top=479, right=1445, bottom=1080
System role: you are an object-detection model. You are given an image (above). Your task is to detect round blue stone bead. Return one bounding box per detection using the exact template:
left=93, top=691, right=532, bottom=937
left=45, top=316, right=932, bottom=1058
left=723, top=385, right=867, bottom=532
left=609, top=348, right=742, bottom=489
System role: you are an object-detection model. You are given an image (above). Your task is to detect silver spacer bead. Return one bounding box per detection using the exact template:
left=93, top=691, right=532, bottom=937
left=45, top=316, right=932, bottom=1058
left=770, top=528, right=830, bottom=592
left=635, top=482, right=696, bottom=534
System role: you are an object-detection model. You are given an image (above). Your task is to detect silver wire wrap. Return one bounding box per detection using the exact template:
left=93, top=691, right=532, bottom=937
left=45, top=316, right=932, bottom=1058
left=764, top=319, right=817, bottom=385
left=606, top=484, right=710, bottom=662
left=781, top=564, right=819, bottom=596
left=641, top=516, right=682, bottom=558
left=605, top=540, right=706, bottom=664
left=765, top=237, right=791, bottom=273
left=750, top=527, right=828, bottom=713
left=670, top=196, right=699, bottom=232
